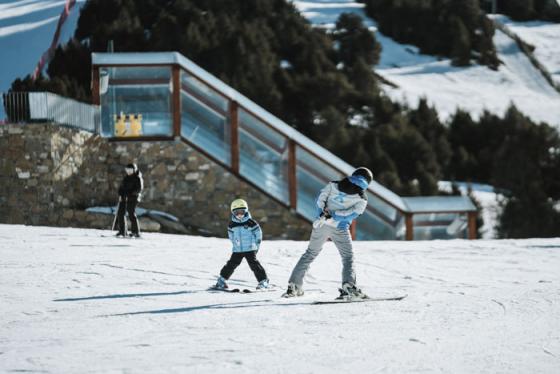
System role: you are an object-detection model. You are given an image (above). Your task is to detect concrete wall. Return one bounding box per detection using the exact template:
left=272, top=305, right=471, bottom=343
left=0, top=123, right=311, bottom=239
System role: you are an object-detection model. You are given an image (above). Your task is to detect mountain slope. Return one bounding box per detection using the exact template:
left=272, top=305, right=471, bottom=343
left=293, top=0, right=560, bottom=128
left=1, top=224, right=559, bottom=373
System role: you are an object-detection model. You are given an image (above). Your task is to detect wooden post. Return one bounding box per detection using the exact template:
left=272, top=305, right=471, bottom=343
left=405, top=213, right=414, bottom=241
left=91, top=66, right=100, bottom=105
left=172, top=65, right=181, bottom=138
left=230, top=101, right=239, bottom=174
left=288, top=139, right=297, bottom=210
left=468, top=212, right=477, bottom=240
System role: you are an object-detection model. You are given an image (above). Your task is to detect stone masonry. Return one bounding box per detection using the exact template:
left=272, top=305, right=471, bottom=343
left=0, top=123, right=311, bottom=239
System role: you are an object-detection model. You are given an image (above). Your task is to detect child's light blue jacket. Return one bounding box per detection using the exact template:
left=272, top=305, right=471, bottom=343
left=227, top=211, right=262, bottom=253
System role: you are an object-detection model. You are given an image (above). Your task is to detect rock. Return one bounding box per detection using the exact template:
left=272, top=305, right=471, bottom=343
left=185, top=172, right=200, bottom=181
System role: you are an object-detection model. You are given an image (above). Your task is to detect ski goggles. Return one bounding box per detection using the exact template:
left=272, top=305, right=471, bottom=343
left=125, top=167, right=134, bottom=173
left=232, top=208, right=247, bottom=216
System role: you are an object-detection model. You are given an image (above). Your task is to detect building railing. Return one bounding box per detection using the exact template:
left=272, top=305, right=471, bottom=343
left=1, top=92, right=100, bottom=133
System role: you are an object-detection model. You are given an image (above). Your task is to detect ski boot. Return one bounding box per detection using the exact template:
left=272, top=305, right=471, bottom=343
left=282, top=283, right=304, bottom=298
left=214, top=276, right=228, bottom=290
left=129, top=232, right=141, bottom=238
left=256, top=279, right=269, bottom=290
left=337, top=283, right=368, bottom=300
left=116, top=231, right=126, bottom=238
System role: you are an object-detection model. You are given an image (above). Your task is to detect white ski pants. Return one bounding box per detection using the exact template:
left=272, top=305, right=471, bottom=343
left=288, top=224, right=356, bottom=287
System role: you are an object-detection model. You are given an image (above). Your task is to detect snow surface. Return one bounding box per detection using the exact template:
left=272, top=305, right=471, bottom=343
left=439, top=181, right=504, bottom=240
left=496, top=15, right=560, bottom=87
left=0, top=0, right=84, bottom=92
left=293, top=0, right=560, bottom=128
left=1, top=224, right=559, bottom=373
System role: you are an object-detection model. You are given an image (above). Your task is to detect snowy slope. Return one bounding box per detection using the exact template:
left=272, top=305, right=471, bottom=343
left=496, top=15, right=560, bottom=87
left=0, top=0, right=84, bottom=92
left=293, top=1, right=560, bottom=128
left=1, top=224, right=559, bottom=373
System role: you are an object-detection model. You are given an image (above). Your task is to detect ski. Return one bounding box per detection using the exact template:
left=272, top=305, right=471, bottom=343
left=207, top=287, right=242, bottom=293
left=312, top=294, right=408, bottom=305
left=208, top=286, right=276, bottom=293
left=241, top=287, right=277, bottom=293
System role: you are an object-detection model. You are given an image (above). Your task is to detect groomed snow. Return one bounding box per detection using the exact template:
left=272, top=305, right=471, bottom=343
left=293, top=0, right=560, bottom=128
left=1, top=224, right=559, bottom=373
left=494, top=15, right=560, bottom=87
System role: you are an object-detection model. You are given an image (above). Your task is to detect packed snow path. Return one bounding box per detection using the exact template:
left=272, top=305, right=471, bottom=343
left=1, top=224, right=559, bottom=373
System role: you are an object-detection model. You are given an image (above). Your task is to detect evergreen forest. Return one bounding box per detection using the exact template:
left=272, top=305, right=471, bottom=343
left=10, top=0, right=560, bottom=238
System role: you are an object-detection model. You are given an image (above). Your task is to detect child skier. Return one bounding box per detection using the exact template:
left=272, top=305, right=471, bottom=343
left=214, top=199, right=269, bottom=290
left=282, top=167, right=373, bottom=299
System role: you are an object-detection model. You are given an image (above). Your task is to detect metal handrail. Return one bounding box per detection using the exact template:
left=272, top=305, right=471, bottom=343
left=1, top=91, right=100, bottom=132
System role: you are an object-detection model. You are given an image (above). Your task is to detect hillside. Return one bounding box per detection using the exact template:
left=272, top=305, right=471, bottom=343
left=2, top=1, right=559, bottom=128
left=1, top=224, right=559, bottom=373
left=293, top=0, right=560, bottom=128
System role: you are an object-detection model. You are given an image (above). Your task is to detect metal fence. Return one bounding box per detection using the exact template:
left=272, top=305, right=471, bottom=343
left=0, top=92, right=100, bottom=133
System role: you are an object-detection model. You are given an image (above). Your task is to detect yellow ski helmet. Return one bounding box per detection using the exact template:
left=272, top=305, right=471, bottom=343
left=230, top=199, right=248, bottom=212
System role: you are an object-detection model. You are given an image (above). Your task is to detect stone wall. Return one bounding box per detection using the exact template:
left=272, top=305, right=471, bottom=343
left=0, top=123, right=311, bottom=239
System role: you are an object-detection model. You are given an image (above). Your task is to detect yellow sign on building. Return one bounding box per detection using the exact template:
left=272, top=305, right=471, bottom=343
left=113, top=113, right=143, bottom=137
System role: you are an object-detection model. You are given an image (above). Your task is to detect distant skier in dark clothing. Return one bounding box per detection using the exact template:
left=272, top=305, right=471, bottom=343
left=115, top=163, right=143, bottom=237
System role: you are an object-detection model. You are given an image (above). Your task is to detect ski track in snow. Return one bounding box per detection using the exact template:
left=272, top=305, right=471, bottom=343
left=1, top=224, right=559, bottom=373
left=293, top=0, right=560, bottom=128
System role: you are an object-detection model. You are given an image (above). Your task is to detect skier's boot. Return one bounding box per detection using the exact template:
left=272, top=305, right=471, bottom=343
left=116, top=231, right=126, bottom=238
left=129, top=232, right=141, bottom=238
left=214, top=276, right=228, bottom=290
left=256, top=279, right=269, bottom=290
left=282, top=283, right=304, bottom=298
left=337, top=283, right=368, bottom=300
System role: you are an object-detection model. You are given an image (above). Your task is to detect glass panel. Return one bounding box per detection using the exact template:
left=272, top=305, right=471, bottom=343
left=181, top=91, right=230, bottom=165
left=403, top=196, right=476, bottom=213
left=182, top=72, right=228, bottom=114
left=239, top=109, right=286, bottom=150
left=366, top=191, right=398, bottom=223
left=412, top=213, right=468, bottom=239
left=100, top=85, right=172, bottom=137
left=413, top=226, right=468, bottom=240
left=296, top=146, right=344, bottom=221
left=99, top=66, right=172, bottom=137
left=109, top=66, right=171, bottom=80
left=413, top=212, right=458, bottom=223
left=356, top=209, right=397, bottom=240
left=239, top=110, right=289, bottom=202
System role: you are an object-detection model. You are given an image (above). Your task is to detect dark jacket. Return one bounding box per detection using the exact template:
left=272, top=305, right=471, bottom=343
left=118, top=170, right=143, bottom=198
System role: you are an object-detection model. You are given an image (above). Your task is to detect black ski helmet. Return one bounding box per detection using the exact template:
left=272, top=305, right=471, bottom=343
left=352, top=167, right=373, bottom=184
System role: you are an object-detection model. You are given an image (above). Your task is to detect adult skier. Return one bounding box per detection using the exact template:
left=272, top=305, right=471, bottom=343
left=115, top=163, right=143, bottom=237
left=282, top=167, right=373, bottom=299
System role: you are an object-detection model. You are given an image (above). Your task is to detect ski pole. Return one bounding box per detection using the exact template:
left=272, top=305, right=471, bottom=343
left=111, top=197, right=120, bottom=231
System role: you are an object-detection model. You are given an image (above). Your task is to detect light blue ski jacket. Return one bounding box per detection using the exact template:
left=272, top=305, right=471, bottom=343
left=227, top=211, right=263, bottom=253
left=315, top=181, right=368, bottom=230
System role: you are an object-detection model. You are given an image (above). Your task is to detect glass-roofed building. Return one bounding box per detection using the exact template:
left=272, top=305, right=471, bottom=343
left=91, top=52, right=477, bottom=240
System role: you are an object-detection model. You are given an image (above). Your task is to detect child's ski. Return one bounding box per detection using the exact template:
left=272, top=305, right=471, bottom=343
left=208, top=286, right=277, bottom=293
left=207, top=287, right=242, bottom=293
